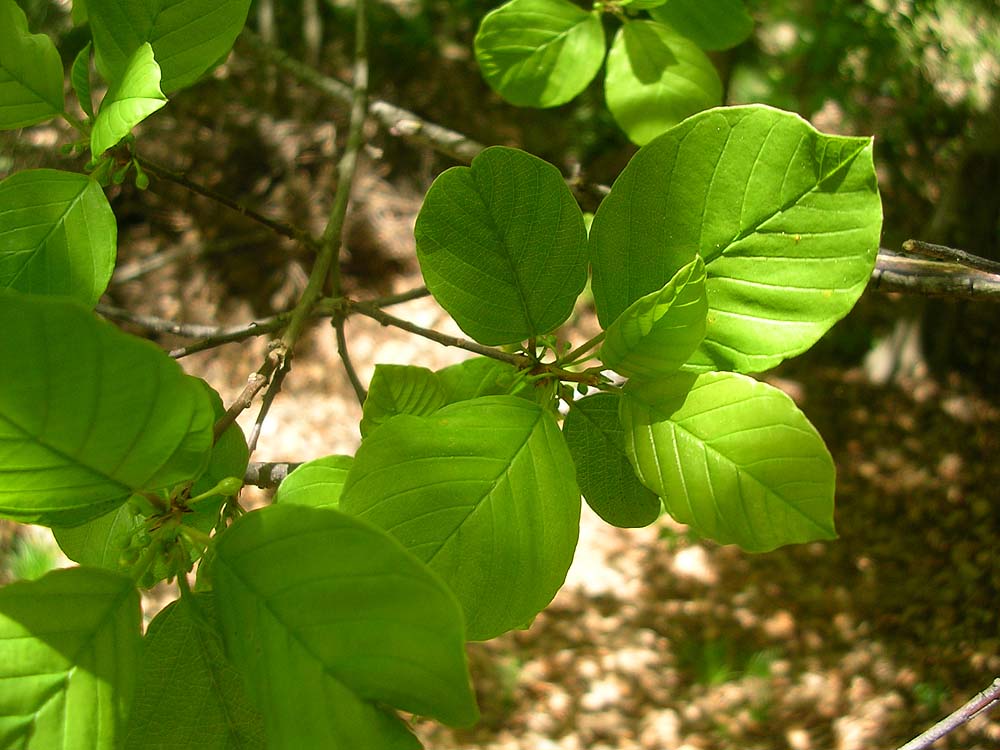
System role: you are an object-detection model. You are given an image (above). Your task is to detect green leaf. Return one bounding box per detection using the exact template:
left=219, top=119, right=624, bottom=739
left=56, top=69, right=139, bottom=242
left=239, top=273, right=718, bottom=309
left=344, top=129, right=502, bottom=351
left=620, top=371, right=836, bottom=552
left=72, top=0, right=88, bottom=25
left=341, top=395, right=581, bottom=641
left=125, top=594, right=265, bottom=749
left=0, top=567, right=141, bottom=749
left=562, top=393, right=660, bottom=528
left=622, top=0, right=667, bottom=7
left=649, top=0, right=753, bottom=51
left=213, top=504, right=478, bottom=747
left=88, top=0, right=252, bottom=93
left=600, top=256, right=708, bottom=378
left=589, top=105, right=882, bottom=373
left=436, top=357, right=529, bottom=403
left=360, top=364, right=446, bottom=438
left=273, top=455, right=353, bottom=510
left=415, top=146, right=589, bottom=346
left=604, top=20, right=722, bottom=145
left=91, top=43, right=167, bottom=157
left=72, top=42, right=95, bottom=120
left=0, top=291, right=214, bottom=526
left=0, top=0, right=64, bottom=130
left=474, top=0, right=605, bottom=107
left=0, top=169, right=117, bottom=307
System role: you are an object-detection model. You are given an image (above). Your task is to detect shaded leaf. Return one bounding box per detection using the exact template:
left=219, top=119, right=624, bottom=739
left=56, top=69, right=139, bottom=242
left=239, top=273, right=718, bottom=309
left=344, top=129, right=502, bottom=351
left=341, top=396, right=581, bottom=641
left=92, top=43, right=167, bottom=157
left=0, top=567, right=140, bottom=749
left=273, top=455, right=353, bottom=510
left=360, top=364, right=446, bottom=438
left=0, top=292, right=214, bottom=526
left=0, top=169, right=117, bottom=306
left=590, top=104, right=882, bottom=372
left=600, top=256, right=708, bottom=378
left=563, top=393, right=660, bottom=528
left=620, top=371, right=836, bottom=552
left=415, top=146, right=588, bottom=345
left=605, top=20, right=722, bottom=145
left=71, top=42, right=95, bottom=120
left=474, top=0, right=605, bottom=107
left=0, top=0, right=64, bottom=129
left=649, top=0, right=753, bottom=50
left=213, top=504, right=478, bottom=747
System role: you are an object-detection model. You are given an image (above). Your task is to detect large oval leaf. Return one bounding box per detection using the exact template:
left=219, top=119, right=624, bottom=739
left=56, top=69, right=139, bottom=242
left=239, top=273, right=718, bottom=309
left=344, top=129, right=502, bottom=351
left=273, top=454, right=353, bottom=510
left=125, top=594, right=264, bottom=749
left=360, top=364, right=446, bottom=438
left=0, top=0, right=64, bottom=129
left=474, top=0, right=605, bottom=107
left=415, top=146, right=589, bottom=345
left=649, top=0, right=753, bottom=51
left=563, top=392, right=661, bottom=528
left=590, top=105, right=882, bottom=373
left=0, top=567, right=141, bottom=749
left=0, top=169, right=117, bottom=307
left=599, top=255, right=708, bottom=378
left=0, top=292, right=214, bottom=526
left=605, top=20, right=722, bottom=145
left=213, top=504, right=478, bottom=747
left=620, top=371, right=836, bottom=552
left=91, top=43, right=167, bottom=158
left=341, top=395, right=581, bottom=641
left=88, top=0, right=252, bottom=93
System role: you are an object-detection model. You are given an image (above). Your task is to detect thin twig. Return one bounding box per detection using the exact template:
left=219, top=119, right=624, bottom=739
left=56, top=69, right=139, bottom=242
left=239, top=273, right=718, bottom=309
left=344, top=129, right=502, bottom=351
left=135, top=156, right=318, bottom=248
left=244, top=461, right=302, bottom=489
left=870, top=248, right=1000, bottom=301
left=335, top=318, right=367, bottom=404
left=562, top=330, right=606, bottom=365
left=367, top=285, right=430, bottom=307
left=247, top=356, right=291, bottom=454
left=97, top=304, right=235, bottom=339
left=902, top=239, right=1000, bottom=275
left=896, top=677, right=1000, bottom=750
left=213, top=343, right=286, bottom=442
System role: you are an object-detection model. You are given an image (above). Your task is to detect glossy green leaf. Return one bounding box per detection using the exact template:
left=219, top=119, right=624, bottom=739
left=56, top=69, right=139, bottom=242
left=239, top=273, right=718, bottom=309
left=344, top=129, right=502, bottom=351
left=563, top=393, right=660, bottom=528
left=436, top=357, right=529, bottom=404
left=213, top=504, right=477, bottom=747
left=341, top=395, right=581, bottom=641
left=91, top=44, right=167, bottom=157
left=649, top=0, right=753, bottom=50
left=415, top=146, right=588, bottom=345
left=0, top=567, right=141, bottom=749
left=0, top=169, right=117, bottom=307
left=590, top=105, right=882, bottom=373
left=88, top=0, right=252, bottom=93
left=71, top=42, right=95, bottom=120
left=53, top=383, right=246, bottom=571
left=0, top=0, right=64, bottom=130
left=273, top=455, right=353, bottom=510
left=605, top=20, right=722, bottom=145
left=360, top=364, right=446, bottom=438
left=0, top=292, right=214, bottom=526
left=620, top=371, right=836, bottom=552
left=124, top=594, right=265, bottom=749
left=600, top=256, right=708, bottom=378
left=474, top=0, right=605, bottom=107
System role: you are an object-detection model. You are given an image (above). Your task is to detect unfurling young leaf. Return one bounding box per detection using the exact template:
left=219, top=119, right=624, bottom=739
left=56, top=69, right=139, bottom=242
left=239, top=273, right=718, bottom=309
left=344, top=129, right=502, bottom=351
left=475, top=0, right=606, bottom=107
left=71, top=42, right=96, bottom=120
left=91, top=43, right=168, bottom=158
left=415, top=146, right=588, bottom=345
left=0, top=0, right=64, bottom=130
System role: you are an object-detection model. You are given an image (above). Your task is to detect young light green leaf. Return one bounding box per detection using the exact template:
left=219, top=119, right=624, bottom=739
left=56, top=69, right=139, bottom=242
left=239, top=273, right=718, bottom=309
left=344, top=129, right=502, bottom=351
left=52, top=504, right=142, bottom=572
left=415, top=146, right=589, bottom=345
left=436, top=357, right=529, bottom=404
left=600, top=256, right=708, bottom=378
left=72, top=0, right=88, bottom=25
left=649, top=0, right=753, bottom=51
left=474, top=0, right=605, bottom=107
left=0, top=567, right=141, bottom=749
left=0, top=169, right=117, bottom=307
left=590, top=104, right=882, bottom=373
left=0, top=292, right=214, bottom=526
left=72, top=42, right=96, bottom=120
left=341, top=395, right=581, bottom=641
left=0, top=0, right=64, bottom=130
left=563, top=393, right=661, bottom=528
left=87, top=0, right=252, bottom=93
left=605, top=20, right=722, bottom=145
left=620, top=371, right=836, bottom=552
left=274, top=455, right=353, bottom=510
left=91, top=43, right=167, bottom=157
left=360, top=364, right=446, bottom=438
left=124, top=594, right=265, bottom=749
left=213, top=504, right=478, bottom=747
